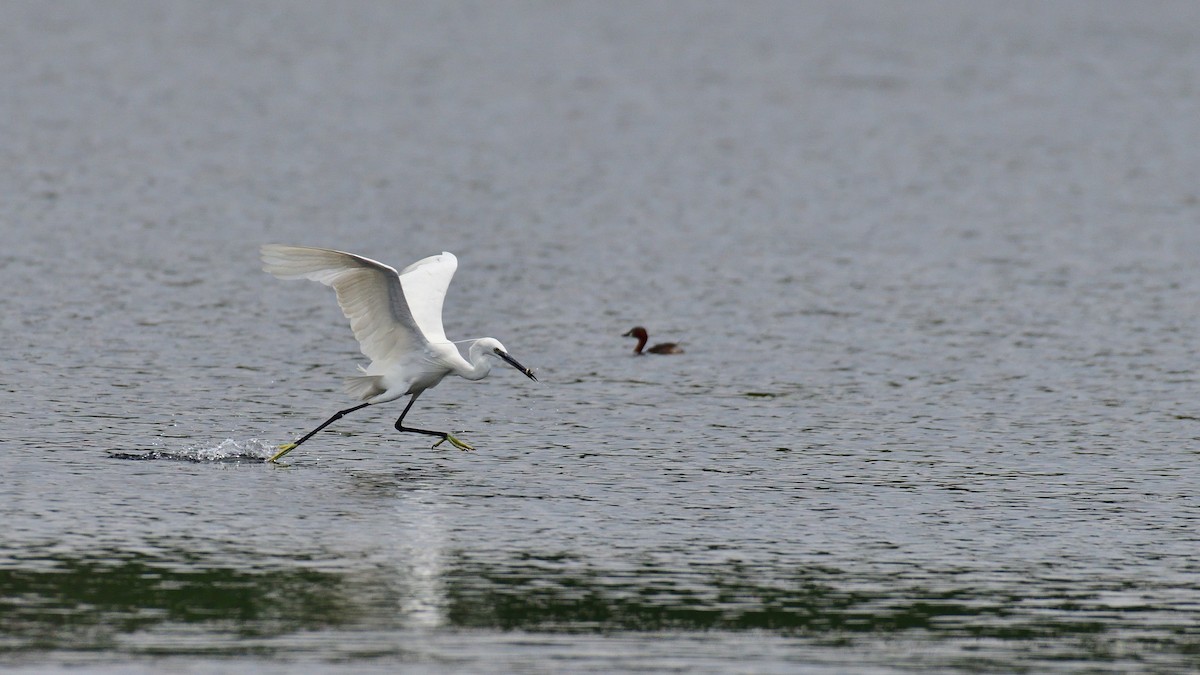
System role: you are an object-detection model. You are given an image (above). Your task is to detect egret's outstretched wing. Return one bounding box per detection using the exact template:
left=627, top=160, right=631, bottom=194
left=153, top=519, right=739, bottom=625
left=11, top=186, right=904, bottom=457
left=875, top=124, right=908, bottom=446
left=261, top=245, right=455, bottom=364
left=397, top=252, right=457, bottom=343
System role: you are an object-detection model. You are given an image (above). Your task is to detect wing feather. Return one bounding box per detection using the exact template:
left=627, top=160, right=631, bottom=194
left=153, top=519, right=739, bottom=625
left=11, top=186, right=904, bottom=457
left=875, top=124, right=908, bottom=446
left=260, top=245, right=456, bottom=365
left=397, top=252, right=456, bottom=343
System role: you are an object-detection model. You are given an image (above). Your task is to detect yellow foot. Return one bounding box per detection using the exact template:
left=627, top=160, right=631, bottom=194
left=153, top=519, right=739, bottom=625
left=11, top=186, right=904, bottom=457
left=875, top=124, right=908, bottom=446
left=433, top=433, right=475, bottom=451
left=267, top=442, right=298, bottom=463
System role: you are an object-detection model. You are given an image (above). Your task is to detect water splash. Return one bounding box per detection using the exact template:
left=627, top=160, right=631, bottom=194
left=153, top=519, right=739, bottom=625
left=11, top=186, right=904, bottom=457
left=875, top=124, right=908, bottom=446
left=109, top=439, right=276, bottom=463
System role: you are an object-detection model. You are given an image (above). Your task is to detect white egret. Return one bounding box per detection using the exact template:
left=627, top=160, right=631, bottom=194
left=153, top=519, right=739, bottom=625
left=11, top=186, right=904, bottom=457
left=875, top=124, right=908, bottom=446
left=260, top=245, right=537, bottom=463
left=623, top=326, right=684, bottom=355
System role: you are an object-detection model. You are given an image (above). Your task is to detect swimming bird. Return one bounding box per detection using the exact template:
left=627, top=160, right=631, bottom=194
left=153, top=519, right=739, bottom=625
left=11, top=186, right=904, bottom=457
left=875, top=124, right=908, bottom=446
left=261, top=245, right=537, bottom=462
left=623, top=326, right=683, bottom=355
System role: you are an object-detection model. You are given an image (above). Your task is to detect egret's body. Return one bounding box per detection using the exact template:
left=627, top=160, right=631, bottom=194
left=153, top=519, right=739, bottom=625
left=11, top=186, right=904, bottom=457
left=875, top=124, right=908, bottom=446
left=261, top=245, right=536, bottom=462
left=623, top=326, right=683, bottom=355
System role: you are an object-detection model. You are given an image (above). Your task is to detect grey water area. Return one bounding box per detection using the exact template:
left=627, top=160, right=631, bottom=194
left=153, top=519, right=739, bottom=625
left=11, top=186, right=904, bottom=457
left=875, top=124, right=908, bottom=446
left=2, top=1, right=1199, bottom=672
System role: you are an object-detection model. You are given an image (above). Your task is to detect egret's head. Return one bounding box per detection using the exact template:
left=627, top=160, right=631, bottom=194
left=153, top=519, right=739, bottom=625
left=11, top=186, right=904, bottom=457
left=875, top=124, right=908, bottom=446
left=474, top=337, right=537, bottom=381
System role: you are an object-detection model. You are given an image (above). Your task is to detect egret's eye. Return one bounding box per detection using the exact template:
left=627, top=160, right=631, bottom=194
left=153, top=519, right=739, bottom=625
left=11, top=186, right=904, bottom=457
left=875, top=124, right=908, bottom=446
left=493, top=347, right=502, bottom=354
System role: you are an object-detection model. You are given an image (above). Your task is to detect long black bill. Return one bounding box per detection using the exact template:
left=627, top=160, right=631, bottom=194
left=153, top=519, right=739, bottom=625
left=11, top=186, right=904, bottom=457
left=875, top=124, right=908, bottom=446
left=497, top=350, right=538, bottom=381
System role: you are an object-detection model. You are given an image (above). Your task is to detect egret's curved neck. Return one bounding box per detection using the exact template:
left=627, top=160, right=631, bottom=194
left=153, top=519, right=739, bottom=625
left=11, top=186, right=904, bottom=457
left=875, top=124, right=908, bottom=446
left=457, top=344, right=493, bottom=381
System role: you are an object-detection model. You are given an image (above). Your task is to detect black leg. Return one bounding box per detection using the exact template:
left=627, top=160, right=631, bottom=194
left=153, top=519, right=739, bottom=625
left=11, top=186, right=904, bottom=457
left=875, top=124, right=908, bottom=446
left=394, top=394, right=475, bottom=450
left=393, top=393, right=443, bottom=440
left=268, top=401, right=372, bottom=462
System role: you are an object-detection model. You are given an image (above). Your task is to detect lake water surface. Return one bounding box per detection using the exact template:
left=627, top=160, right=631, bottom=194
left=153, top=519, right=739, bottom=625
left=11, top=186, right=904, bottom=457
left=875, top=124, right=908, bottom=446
left=2, top=2, right=1199, bottom=672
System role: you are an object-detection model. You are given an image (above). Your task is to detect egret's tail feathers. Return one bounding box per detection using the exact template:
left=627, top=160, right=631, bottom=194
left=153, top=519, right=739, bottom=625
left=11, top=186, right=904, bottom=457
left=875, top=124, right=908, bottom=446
left=344, top=374, right=386, bottom=401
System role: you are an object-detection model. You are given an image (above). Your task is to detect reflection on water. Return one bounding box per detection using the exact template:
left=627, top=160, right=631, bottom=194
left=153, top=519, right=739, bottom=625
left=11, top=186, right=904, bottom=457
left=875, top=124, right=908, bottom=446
left=3, top=548, right=1196, bottom=669
left=0, top=551, right=355, bottom=652
left=449, top=560, right=936, bottom=634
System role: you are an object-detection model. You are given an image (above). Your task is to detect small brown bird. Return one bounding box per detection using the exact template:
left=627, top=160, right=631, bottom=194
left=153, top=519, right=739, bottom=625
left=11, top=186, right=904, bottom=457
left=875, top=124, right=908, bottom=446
left=623, top=326, right=684, bottom=355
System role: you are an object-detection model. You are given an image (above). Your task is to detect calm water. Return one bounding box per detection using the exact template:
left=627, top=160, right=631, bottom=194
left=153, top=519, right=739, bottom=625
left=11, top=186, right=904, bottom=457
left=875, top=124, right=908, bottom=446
left=3, top=1, right=1200, bottom=672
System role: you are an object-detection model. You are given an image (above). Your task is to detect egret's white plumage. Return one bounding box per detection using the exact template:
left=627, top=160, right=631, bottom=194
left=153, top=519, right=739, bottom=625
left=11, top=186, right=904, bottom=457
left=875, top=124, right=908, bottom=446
left=260, top=244, right=536, bottom=462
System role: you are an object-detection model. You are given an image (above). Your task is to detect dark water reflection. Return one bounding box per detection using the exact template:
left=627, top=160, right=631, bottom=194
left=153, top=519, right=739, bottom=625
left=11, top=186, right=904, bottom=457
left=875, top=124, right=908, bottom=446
left=4, top=548, right=1196, bottom=670
left=2, top=553, right=353, bottom=650
left=446, top=558, right=992, bottom=634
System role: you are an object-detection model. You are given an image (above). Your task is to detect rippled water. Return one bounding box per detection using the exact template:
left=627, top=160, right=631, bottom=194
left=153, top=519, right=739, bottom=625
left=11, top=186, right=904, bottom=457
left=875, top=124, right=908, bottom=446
left=3, top=1, right=1200, bottom=672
